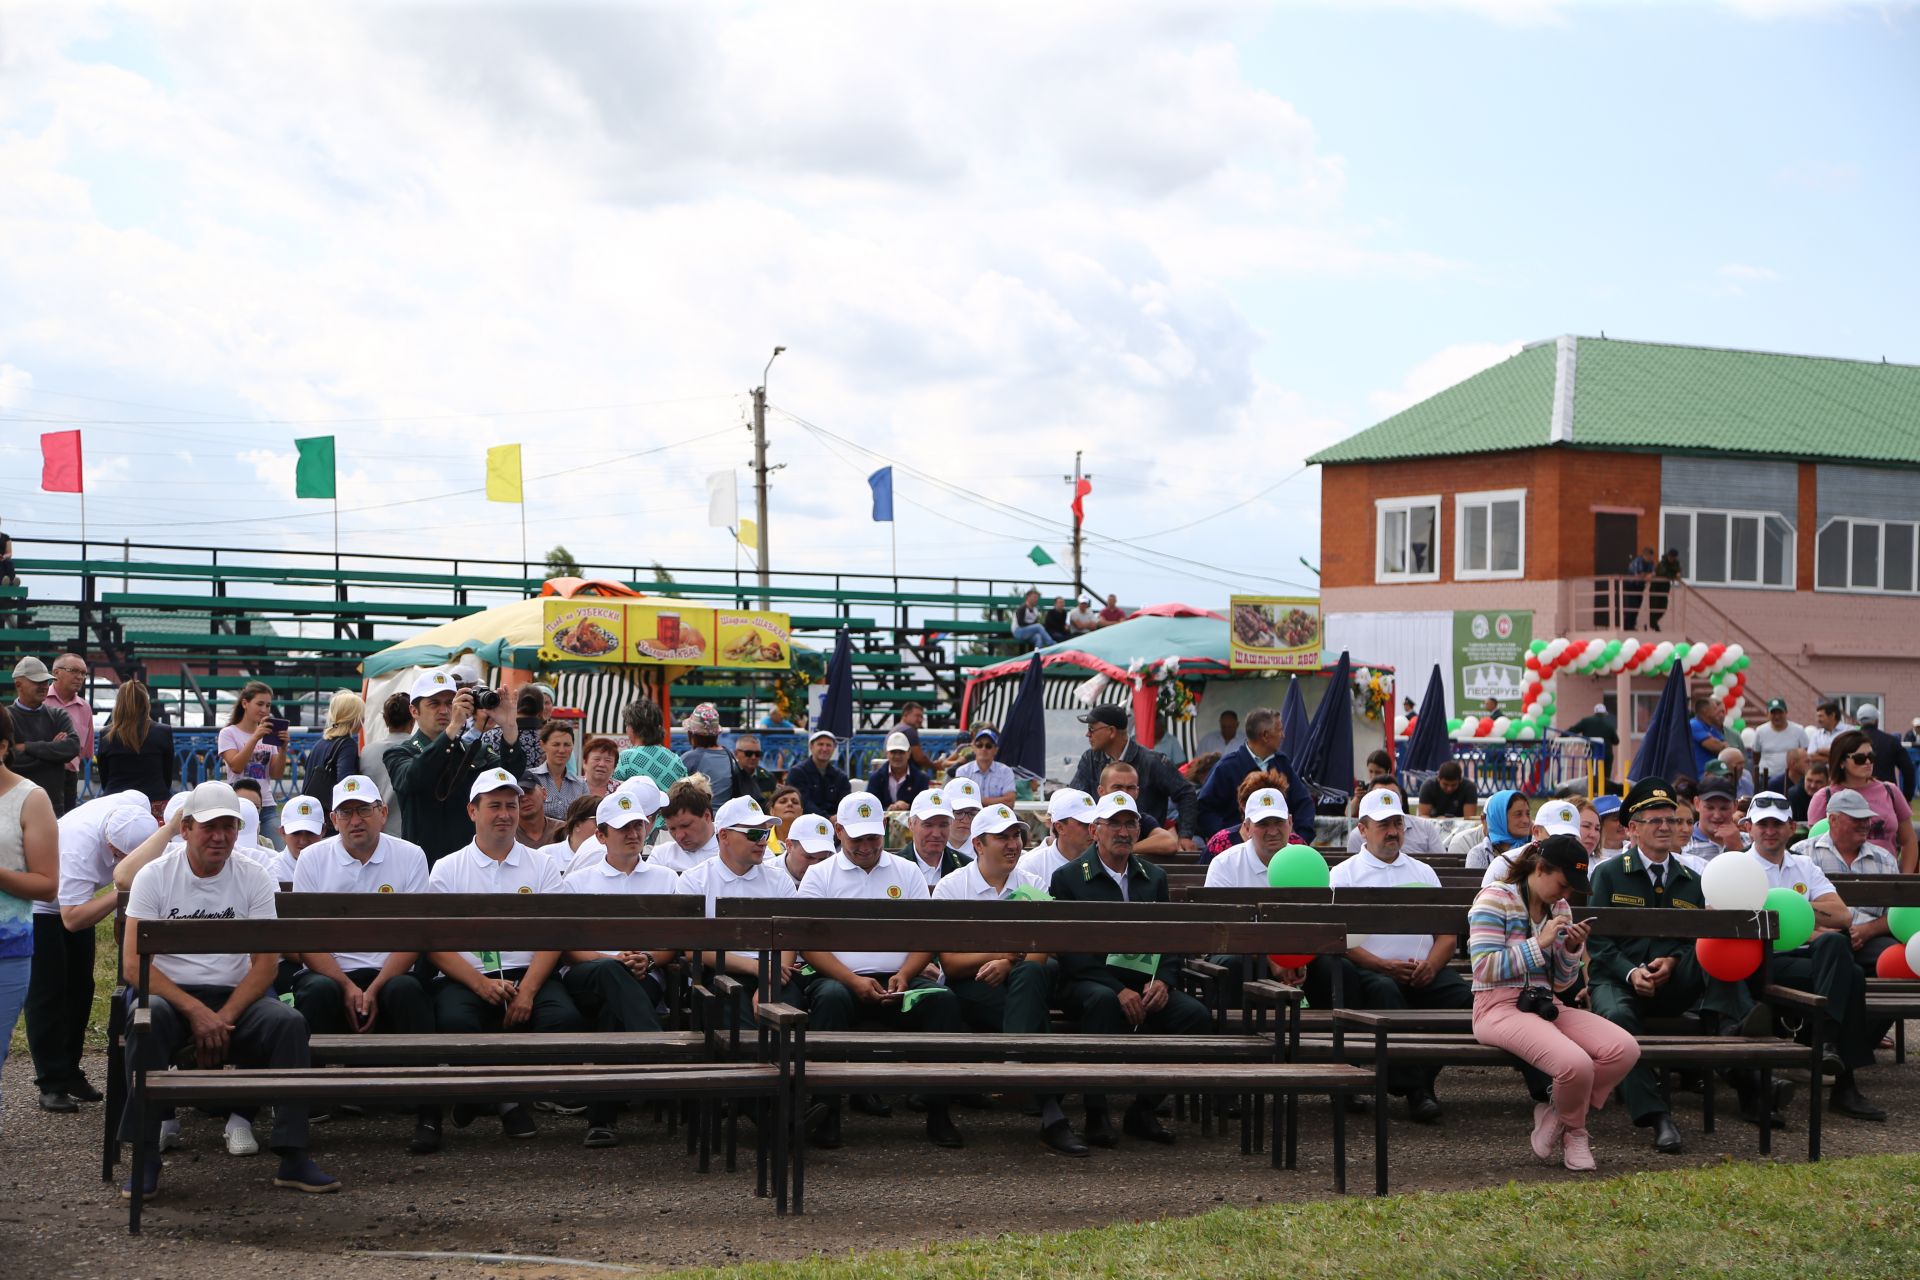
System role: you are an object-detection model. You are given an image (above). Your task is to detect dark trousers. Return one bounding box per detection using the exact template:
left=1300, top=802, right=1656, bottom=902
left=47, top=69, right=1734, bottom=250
left=562, top=959, right=661, bottom=1126
left=431, top=970, right=586, bottom=1034
left=802, top=973, right=966, bottom=1035
left=1856, top=935, right=1902, bottom=1047
left=120, top=987, right=312, bottom=1153
left=1590, top=947, right=1743, bottom=1123
left=1060, top=976, right=1212, bottom=1114
left=1713, top=932, right=1876, bottom=1071
left=290, top=968, right=435, bottom=1036
left=1623, top=580, right=1644, bottom=630
left=25, top=912, right=94, bottom=1092
left=1648, top=581, right=1670, bottom=630
left=1303, top=957, right=1473, bottom=1095
left=950, top=959, right=1057, bottom=1035
left=61, top=771, right=78, bottom=816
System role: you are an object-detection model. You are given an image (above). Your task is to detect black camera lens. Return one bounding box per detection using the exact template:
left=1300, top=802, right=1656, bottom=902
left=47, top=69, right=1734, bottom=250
left=473, top=689, right=501, bottom=711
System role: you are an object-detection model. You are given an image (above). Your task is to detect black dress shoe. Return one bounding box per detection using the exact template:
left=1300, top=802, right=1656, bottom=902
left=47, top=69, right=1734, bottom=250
left=38, top=1090, right=77, bottom=1114
left=408, top=1120, right=443, bottom=1154
left=1830, top=1081, right=1887, bottom=1122
left=849, top=1093, right=893, bottom=1118
left=451, top=1103, right=479, bottom=1129
left=64, top=1078, right=104, bottom=1104
left=1818, top=1047, right=1846, bottom=1077
left=1040, top=1118, right=1089, bottom=1157
left=953, top=1092, right=993, bottom=1110
left=500, top=1104, right=538, bottom=1139
left=1651, top=1114, right=1684, bottom=1154
left=1407, top=1090, right=1443, bottom=1124
left=1083, top=1110, right=1118, bottom=1149
left=1123, top=1107, right=1176, bottom=1145
left=925, top=1105, right=963, bottom=1149
left=808, top=1103, right=843, bottom=1150
left=1344, top=1094, right=1371, bottom=1115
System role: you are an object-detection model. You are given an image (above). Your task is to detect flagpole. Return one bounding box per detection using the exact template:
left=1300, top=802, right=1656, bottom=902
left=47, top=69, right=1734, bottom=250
left=80, top=490, right=88, bottom=559
left=890, top=517, right=897, bottom=583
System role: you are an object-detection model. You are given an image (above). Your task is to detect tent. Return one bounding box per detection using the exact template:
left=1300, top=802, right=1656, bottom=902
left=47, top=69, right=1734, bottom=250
left=961, top=612, right=1390, bottom=788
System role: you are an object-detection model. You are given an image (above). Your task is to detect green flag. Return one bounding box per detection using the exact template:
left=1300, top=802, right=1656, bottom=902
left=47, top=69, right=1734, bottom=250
left=1027, top=545, right=1056, bottom=567
left=294, top=435, right=336, bottom=499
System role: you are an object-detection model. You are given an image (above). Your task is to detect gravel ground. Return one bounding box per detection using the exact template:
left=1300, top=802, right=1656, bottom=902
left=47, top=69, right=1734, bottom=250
left=3, top=1037, right=1918, bottom=1280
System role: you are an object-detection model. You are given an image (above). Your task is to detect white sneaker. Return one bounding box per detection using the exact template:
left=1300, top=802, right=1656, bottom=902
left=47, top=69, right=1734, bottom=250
left=224, top=1115, right=259, bottom=1157
left=158, top=1118, right=184, bottom=1152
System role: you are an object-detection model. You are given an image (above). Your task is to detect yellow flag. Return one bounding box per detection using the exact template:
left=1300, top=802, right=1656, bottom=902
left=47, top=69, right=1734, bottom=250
left=485, top=443, right=523, bottom=503
left=736, top=518, right=758, bottom=549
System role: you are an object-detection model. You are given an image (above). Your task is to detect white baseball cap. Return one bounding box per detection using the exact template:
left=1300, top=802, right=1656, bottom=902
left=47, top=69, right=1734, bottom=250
left=789, top=814, right=839, bottom=855
left=836, top=791, right=886, bottom=838
left=615, top=775, right=666, bottom=816
left=1856, top=703, right=1881, bottom=723
left=103, top=801, right=160, bottom=853
left=715, top=794, right=779, bottom=832
left=409, top=669, right=458, bottom=702
left=909, top=789, right=954, bottom=821
left=1357, top=789, right=1406, bottom=822
left=807, top=728, right=837, bottom=745
left=943, top=776, right=983, bottom=811
left=884, top=731, right=912, bottom=754
left=970, top=803, right=1024, bottom=841
left=281, top=795, right=326, bottom=836
left=1536, top=799, right=1581, bottom=838
left=596, top=790, right=653, bottom=829
left=447, top=661, right=482, bottom=685
left=468, top=767, right=523, bottom=802
left=1094, top=792, right=1139, bottom=821
left=1749, top=791, right=1792, bottom=823
left=179, top=780, right=245, bottom=826
left=1243, top=787, right=1290, bottom=823
left=1047, top=788, right=1096, bottom=824
left=331, top=774, right=379, bottom=810
left=163, top=792, right=189, bottom=825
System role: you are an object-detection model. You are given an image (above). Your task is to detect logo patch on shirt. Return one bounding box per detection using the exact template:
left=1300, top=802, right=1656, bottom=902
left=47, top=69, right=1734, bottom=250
left=1793, top=883, right=1807, bottom=896
left=1610, top=893, right=1646, bottom=907
left=517, top=885, right=533, bottom=893
left=377, top=884, right=394, bottom=893
left=886, top=885, right=902, bottom=899
left=1674, top=899, right=1700, bottom=909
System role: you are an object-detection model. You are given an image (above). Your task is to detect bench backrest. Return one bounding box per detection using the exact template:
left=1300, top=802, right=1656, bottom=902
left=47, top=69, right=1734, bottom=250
left=274, top=892, right=697, bottom=918
left=716, top=898, right=1258, bottom=922
left=1828, top=876, right=1920, bottom=908
left=768, top=915, right=1349, bottom=958
left=135, top=915, right=767, bottom=960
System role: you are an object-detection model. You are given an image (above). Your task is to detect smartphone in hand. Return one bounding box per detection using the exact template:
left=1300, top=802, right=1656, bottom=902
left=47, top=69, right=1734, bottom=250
left=265, top=716, right=290, bottom=747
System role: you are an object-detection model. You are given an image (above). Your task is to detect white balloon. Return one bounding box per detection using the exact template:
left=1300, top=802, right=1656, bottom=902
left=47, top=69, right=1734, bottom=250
left=1518, top=726, right=1537, bottom=740
left=1701, top=854, right=1770, bottom=911
left=1492, top=716, right=1511, bottom=735
left=1457, top=717, right=1479, bottom=739
left=1907, top=932, right=1920, bottom=978
left=1543, top=638, right=1569, bottom=664
left=1741, top=726, right=1758, bottom=749
left=1394, top=716, right=1411, bottom=736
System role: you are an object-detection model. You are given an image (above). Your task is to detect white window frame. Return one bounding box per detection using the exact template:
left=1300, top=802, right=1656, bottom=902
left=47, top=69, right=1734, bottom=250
left=1814, top=516, right=1920, bottom=596
left=1375, top=494, right=1442, bottom=584
left=1658, top=505, right=1796, bottom=590
left=1454, top=488, right=1527, bottom=581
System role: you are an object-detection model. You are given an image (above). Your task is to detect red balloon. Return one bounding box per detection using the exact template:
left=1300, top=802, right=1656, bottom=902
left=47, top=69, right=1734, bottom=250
left=1696, top=937, right=1763, bottom=983
left=1877, top=946, right=1918, bottom=980
left=1525, top=654, right=1541, bottom=671
left=1268, top=954, right=1314, bottom=969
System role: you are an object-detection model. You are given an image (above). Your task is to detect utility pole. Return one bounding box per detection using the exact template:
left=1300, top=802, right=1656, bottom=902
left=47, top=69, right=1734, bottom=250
left=752, top=346, right=784, bottom=609
left=1063, top=451, right=1090, bottom=596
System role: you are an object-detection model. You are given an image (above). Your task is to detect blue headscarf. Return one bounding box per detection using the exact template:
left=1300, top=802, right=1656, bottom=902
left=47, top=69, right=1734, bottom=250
left=1485, top=788, right=1525, bottom=852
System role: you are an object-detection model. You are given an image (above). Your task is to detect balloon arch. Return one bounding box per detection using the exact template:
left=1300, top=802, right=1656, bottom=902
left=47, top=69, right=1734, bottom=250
left=1392, top=638, right=1752, bottom=743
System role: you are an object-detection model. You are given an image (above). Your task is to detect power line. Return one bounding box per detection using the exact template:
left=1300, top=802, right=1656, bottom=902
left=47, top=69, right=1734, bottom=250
left=0, top=389, right=742, bottom=428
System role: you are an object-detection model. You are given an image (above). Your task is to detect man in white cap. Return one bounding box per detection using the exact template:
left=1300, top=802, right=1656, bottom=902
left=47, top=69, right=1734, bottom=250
left=768, top=813, right=837, bottom=889
left=932, top=804, right=1082, bottom=1155
left=26, top=792, right=163, bottom=1113
left=559, top=790, right=680, bottom=1147
left=385, top=669, right=527, bottom=865
left=795, top=791, right=966, bottom=1150
left=649, top=775, right=721, bottom=874
left=1475, top=798, right=1582, bottom=888
left=1202, top=786, right=1298, bottom=1006
left=118, top=782, right=339, bottom=1199
left=265, top=795, right=328, bottom=884
left=1313, top=786, right=1469, bottom=1124
left=286, top=775, right=439, bottom=1153
left=1018, top=788, right=1097, bottom=886
left=678, top=795, right=798, bottom=1008
left=784, top=729, right=851, bottom=817
left=564, top=775, right=665, bottom=876
left=1343, top=778, right=1446, bottom=856
left=864, top=731, right=929, bottom=813
left=902, top=788, right=969, bottom=891
left=942, top=775, right=984, bottom=854
left=425, top=768, right=583, bottom=1140
left=1046, top=791, right=1211, bottom=1146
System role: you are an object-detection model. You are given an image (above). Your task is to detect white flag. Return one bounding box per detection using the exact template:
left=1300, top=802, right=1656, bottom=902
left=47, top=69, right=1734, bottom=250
left=706, top=470, right=737, bottom=528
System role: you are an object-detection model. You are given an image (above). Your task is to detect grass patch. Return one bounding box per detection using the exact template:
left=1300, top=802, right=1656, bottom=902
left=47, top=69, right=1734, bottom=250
left=6, top=916, right=118, bottom=1061
left=662, top=1154, right=1920, bottom=1280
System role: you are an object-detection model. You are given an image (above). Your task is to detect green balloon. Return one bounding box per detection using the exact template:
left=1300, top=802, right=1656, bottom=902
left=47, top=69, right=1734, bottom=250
left=1446, top=717, right=1463, bottom=731
left=1267, top=845, right=1331, bottom=889
left=1528, top=639, right=1547, bottom=654
left=1808, top=819, right=1830, bottom=841
left=1765, top=887, right=1815, bottom=952
left=1889, top=906, right=1920, bottom=945
left=1503, top=720, right=1523, bottom=740
left=1007, top=884, right=1054, bottom=902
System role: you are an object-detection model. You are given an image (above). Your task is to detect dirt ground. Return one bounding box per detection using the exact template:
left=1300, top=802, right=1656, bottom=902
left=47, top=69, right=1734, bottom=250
left=3, top=1039, right=1918, bottom=1280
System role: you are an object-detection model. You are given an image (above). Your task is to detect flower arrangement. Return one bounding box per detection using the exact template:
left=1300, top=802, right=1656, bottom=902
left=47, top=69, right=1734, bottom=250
left=1351, top=666, right=1389, bottom=722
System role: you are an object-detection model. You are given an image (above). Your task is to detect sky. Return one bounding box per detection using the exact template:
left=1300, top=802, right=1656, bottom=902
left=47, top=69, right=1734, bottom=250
left=1, top=0, right=1916, bottom=610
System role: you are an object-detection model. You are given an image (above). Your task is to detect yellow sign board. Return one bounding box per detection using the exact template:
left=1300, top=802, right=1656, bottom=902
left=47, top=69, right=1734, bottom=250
left=716, top=610, right=792, bottom=669
left=539, top=601, right=625, bottom=662
left=538, top=600, right=793, bottom=669
left=630, top=604, right=715, bottom=666
left=1228, top=596, right=1322, bottom=671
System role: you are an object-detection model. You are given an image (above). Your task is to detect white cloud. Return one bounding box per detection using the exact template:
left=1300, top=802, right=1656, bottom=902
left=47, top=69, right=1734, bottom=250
left=1719, top=263, right=1780, bottom=282
left=0, top=364, right=32, bottom=410
left=1365, top=340, right=1526, bottom=420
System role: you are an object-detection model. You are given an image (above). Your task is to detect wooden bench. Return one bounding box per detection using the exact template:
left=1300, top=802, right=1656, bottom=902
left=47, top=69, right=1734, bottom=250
left=124, top=630, right=388, bottom=657
left=1830, top=877, right=1920, bottom=1062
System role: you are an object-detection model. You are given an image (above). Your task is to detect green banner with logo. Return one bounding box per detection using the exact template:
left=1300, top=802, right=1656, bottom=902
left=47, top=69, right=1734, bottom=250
left=1452, top=609, right=1533, bottom=715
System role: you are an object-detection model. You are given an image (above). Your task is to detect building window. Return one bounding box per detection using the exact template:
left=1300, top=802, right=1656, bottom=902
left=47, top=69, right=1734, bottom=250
left=1376, top=496, right=1440, bottom=583
left=1660, top=507, right=1793, bottom=588
left=1816, top=517, right=1920, bottom=594
left=1831, top=693, right=1885, bottom=722
left=1455, top=489, right=1525, bottom=579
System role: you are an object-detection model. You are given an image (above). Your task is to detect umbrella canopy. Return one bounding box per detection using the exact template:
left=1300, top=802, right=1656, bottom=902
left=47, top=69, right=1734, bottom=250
left=1279, top=675, right=1311, bottom=764
left=1299, top=651, right=1355, bottom=798
left=1629, top=662, right=1696, bottom=785
left=817, top=627, right=855, bottom=739
left=995, top=652, right=1048, bottom=780
left=1400, top=664, right=1452, bottom=774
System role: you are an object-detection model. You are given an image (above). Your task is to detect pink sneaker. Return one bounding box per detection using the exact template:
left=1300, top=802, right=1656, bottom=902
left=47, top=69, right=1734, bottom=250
left=1530, top=1102, right=1563, bottom=1161
left=1562, top=1127, right=1595, bottom=1171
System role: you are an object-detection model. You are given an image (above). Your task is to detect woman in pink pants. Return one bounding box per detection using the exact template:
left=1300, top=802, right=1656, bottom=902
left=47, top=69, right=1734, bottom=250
left=1468, top=835, right=1640, bottom=1170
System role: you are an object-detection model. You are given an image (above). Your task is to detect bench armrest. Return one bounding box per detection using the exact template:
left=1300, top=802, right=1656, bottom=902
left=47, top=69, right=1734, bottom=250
left=1759, top=983, right=1829, bottom=1011
left=1332, top=1008, right=1471, bottom=1031
left=1244, top=979, right=1304, bottom=1008
left=711, top=973, right=745, bottom=1000
left=129, top=1006, right=150, bottom=1039
left=756, top=1001, right=808, bottom=1030
left=1184, top=959, right=1229, bottom=981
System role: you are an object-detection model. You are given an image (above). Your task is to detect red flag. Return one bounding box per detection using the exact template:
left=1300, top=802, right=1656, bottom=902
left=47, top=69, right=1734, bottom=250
left=1071, top=476, right=1091, bottom=525
left=41, top=430, right=83, bottom=493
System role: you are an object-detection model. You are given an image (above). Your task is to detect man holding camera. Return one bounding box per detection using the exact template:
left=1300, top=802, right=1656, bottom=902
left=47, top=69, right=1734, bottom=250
left=385, top=670, right=528, bottom=864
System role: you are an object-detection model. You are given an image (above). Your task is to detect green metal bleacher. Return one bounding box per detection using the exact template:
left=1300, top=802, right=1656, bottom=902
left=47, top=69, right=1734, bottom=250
left=103, top=592, right=481, bottom=621
left=123, top=631, right=388, bottom=658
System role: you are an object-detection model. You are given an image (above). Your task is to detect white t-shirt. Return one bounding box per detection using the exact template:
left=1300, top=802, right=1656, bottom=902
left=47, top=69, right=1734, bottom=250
left=427, top=841, right=564, bottom=973
left=1345, top=815, right=1447, bottom=856
left=260, top=846, right=297, bottom=886
left=291, top=833, right=432, bottom=971
left=126, top=847, right=278, bottom=988
left=217, top=724, right=279, bottom=812
left=44, top=792, right=158, bottom=917
left=649, top=831, right=719, bottom=875
left=1750, top=721, right=1808, bottom=779
left=932, top=861, right=1046, bottom=901
left=562, top=857, right=681, bottom=959
left=678, top=855, right=796, bottom=965
left=905, top=849, right=946, bottom=890
left=1016, top=840, right=1073, bottom=889
left=1329, top=848, right=1443, bottom=966
left=1204, top=839, right=1273, bottom=889
left=796, top=851, right=924, bottom=974
left=1738, top=847, right=1837, bottom=903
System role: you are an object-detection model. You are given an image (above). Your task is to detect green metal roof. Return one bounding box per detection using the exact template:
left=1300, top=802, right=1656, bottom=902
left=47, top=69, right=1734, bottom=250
left=1308, top=337, right=1920, bottom=469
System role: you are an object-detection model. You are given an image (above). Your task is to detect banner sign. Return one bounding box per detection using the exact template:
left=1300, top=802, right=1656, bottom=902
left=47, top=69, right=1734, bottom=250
left=1452, top=609, right=1533, bottom=713
left=541, top=600, right=791, bottom=670
left=1228, top=596, right=1322, bottom=670
left=716, top=610, right=792, bottom=669
left=540, top=601, right=625, bottom=663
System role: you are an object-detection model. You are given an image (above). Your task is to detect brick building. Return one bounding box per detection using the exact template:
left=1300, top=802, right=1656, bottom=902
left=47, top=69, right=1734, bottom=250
left=1307, top=335, right=1920, bottom=754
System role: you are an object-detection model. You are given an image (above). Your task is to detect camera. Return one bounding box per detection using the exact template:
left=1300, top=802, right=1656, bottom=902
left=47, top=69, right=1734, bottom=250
left=472, top=688, right=502, bottom=712
left=1516, top=985, right=1559, bottom=1021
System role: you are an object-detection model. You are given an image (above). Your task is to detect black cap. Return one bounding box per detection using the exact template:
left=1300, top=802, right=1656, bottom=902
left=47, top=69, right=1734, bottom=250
left=1622, top=777, right=1679, bottom=820
left=1536, top=834, right=1591, bottom=895
left=1694, top=773, right=1736, bottom=800
left=1079, top=704, right=1128, bottom=730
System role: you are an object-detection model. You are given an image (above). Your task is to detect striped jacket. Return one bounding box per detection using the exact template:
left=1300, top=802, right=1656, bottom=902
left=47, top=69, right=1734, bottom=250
left=1468, top=882, right=1583, bottom=993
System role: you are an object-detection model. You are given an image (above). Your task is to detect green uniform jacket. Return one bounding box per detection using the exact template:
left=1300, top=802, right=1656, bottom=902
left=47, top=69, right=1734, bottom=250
left=383, top=729, right=527, bottom=863
left=1047, top=848, right=1178, bottom=989
left=1586, top=848, right=1706, bottom=986
left=938, top=846, right=975, bottom=878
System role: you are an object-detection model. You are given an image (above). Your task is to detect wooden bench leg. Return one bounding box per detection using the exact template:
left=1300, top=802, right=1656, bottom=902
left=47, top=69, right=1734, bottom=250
left=1331, top=1092, right=1346, bottom=1195
left=102, top=1019, right=124, bottom=1182
left=1757, top=1065, right=1773, bottom=1158
left=1269, top=1091, right=1282, bottom=1170
left=755, top=1098, right=769, bottom=1199
left=791, top=1028, right=807, bottom=1216
left=1701, top=1068, right=1714, bottom=1134
left=1807, top=1020, right=1823, bottom=1163
left=126, top=1072, right=146, bottom=1235
left=1897, top=1020, right=1906, bottom=1066
left=1373, top=1029, right=1389, bottom=1197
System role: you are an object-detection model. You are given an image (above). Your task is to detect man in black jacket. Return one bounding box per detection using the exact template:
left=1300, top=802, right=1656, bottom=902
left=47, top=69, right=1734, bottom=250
left=1855, top=705, right=1915, bottom=799
left=785, top=729, right=851, bottom=817
left=383, top=670, right=526, bottom=864
left=8, top=657, right=78, bottom=814
left=1066, top=705, right=1197, bottom=849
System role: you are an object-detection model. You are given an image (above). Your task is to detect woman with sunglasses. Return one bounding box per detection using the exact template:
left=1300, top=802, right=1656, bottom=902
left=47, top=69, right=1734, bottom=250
left=1809, top=730, right=1917, bottom=873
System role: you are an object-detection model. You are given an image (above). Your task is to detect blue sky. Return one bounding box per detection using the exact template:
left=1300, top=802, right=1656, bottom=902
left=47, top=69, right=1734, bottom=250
left=1, top=1, right=1914, bottom=608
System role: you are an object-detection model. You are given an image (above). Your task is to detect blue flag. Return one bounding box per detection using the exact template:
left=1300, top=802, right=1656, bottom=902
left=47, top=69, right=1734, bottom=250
left=868, top=466, right=894, bottom=522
